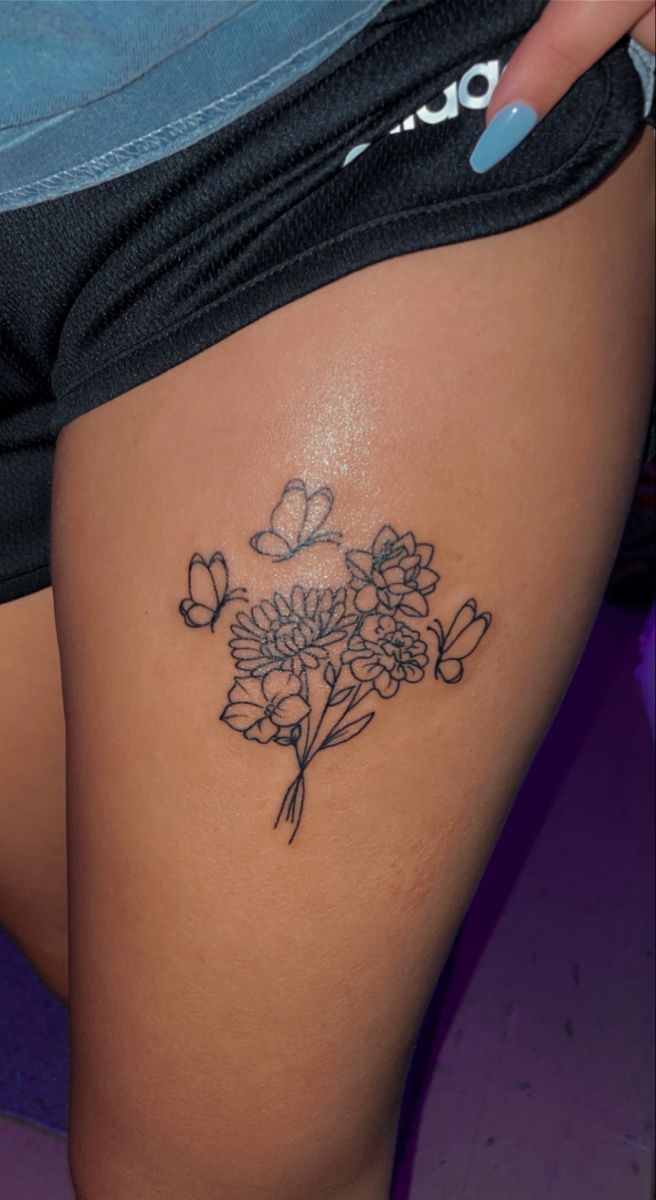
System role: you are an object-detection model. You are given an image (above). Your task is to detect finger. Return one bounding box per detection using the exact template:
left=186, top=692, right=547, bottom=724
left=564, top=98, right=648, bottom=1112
left=470, top=0, right=653, bottom=173
left=487, top=0, right=653, bottom=123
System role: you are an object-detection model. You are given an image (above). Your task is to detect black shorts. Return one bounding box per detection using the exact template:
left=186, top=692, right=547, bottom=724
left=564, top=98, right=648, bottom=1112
left=0, top=0, right=653, bottom=603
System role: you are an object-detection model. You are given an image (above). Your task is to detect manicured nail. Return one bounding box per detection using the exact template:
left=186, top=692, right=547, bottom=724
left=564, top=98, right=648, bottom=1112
left=469, top=102, right=538, bottom=174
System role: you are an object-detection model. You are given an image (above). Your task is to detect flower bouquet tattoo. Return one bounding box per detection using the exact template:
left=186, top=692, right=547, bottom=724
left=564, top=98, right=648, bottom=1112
left=179, top=482, right=492, bottom=844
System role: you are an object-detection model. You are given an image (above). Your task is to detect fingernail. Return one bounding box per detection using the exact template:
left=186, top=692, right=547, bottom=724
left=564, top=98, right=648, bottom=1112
left=469, top=103, right=538, bottom=174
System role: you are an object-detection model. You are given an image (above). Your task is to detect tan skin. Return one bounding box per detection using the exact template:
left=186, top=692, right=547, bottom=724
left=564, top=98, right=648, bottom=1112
left=0, top=124, right=651, bottom=1200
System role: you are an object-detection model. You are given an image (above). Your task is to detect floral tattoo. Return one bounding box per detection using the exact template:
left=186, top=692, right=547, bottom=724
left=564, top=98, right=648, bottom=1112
left=179, top=484, right=492, bottom=844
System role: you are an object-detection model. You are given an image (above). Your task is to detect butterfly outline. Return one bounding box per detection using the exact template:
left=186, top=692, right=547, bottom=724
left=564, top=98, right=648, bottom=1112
left=249, top=478, right=342, bottom=562
left=428, top=598, right=492, bottom=683
left=179, top=550, right=247, bottom=632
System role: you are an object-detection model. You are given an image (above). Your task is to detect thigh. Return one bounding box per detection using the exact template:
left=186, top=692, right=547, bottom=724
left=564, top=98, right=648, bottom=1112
left=0, top=587, right=68, bottom=999
left=52, top=131, right=654, bottom=1200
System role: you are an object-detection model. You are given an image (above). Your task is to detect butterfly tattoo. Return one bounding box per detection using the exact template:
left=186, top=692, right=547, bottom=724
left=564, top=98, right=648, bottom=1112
left=249, top=478, right=342, bottom=561
left=428, top=598, right=492, bottom=684
left=179, top=551, right=247, bottom=632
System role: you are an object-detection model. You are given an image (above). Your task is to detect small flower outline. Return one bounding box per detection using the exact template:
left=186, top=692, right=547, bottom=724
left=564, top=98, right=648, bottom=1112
left=346, top=526, right=439, bottom=618
left=220, top=670, right=310, bottom=743
left=343, top=613, right=429, bottom=698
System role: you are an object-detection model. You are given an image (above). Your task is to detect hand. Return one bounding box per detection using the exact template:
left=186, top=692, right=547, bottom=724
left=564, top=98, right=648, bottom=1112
left=469, top=0, right=655, bottom=173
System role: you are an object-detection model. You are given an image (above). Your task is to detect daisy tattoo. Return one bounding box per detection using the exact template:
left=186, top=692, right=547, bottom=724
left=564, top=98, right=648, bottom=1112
left=179, top=480, right=492, bottom=844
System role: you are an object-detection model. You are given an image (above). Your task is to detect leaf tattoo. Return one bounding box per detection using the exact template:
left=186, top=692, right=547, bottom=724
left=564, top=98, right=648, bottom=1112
left=179, top=481, right=493, bottom=843
left=179, top=551, right=247, bottom=632
left=249, top=478, right=342, bottom=561
left=428, top=599, right=492, bottom=684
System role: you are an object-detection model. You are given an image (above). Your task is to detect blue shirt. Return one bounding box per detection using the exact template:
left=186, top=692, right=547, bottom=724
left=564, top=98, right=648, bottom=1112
left=0, top=0, right=390, bottom=211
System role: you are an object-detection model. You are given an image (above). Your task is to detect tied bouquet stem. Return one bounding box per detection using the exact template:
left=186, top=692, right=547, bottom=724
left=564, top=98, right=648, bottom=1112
left=273, top=663, right=376, bottom=842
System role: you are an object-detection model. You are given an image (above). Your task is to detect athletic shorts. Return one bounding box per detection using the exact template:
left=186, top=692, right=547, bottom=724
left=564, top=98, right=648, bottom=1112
left=1, top=0, right=654, bottom=604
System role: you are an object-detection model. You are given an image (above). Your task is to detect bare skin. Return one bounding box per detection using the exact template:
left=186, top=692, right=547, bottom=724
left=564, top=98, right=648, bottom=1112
left=0, top=130, right=652, bottom=1198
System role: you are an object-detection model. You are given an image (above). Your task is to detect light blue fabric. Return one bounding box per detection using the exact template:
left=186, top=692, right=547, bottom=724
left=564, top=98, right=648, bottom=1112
left=628, top=37, right=655, bottom=119
left=0, top=0, right=390, bottom=212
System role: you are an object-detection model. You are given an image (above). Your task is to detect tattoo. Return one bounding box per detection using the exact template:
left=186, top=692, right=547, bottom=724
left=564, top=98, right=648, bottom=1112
left=179, top=551, right=247, bottom=632
left=428, top=599, right=492, bottom=684
left=179, top=484, right=492, bottom=844
left=249, top=478, right=342, bottom=561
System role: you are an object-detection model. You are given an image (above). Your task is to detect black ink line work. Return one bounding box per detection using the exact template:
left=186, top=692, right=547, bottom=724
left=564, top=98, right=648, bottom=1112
left=249, top=478, right=342, bottom=561
left=179, top=497, right=492, bottom=844
left=179, top=551, right=247, bottom=632
left=428, top=599, right=492, bottom=684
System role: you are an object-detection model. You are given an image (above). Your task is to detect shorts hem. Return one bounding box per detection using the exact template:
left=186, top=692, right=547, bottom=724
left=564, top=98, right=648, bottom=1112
left=0, top=564, right=51, bottom=605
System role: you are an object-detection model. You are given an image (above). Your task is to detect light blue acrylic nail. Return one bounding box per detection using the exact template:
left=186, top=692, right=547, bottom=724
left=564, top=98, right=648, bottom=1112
left=469, top=103, right=537, bottom=174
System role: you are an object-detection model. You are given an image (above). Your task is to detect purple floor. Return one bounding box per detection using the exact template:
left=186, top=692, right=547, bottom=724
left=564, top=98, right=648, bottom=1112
left=0, top=602, right=653, bottom=1198
left=0, top=1120, right=71, bottom=1200
left=393, top=602, right=655, bottom=1199
left=0, top=938, right=68, bottom=1136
